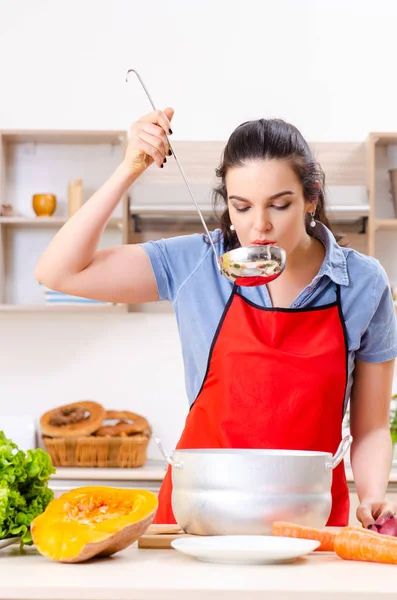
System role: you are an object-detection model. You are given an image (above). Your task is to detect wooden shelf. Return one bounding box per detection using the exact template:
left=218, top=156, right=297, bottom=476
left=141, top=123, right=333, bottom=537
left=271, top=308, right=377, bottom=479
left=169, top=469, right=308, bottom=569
left=0, top=216, right=123, bottom=229
left=367, top=132, right=397, bottom=259
left=0, top=303, right=126, bottom=312
left=0, top=216, right=68, bottom=225
left=374, top=219, right=397, bottom=230
left=370, top=132, right=397, bottom=147
left=0, top=128, right=129, bottom=307
left=0, top=130, right=125, bottom=145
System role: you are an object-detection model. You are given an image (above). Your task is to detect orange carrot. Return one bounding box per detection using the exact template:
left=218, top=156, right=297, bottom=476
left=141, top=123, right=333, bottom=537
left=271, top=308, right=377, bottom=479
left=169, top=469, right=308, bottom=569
left=271, top=521, right=338, bottom=551
left=334, top=527, right=397, bottom=565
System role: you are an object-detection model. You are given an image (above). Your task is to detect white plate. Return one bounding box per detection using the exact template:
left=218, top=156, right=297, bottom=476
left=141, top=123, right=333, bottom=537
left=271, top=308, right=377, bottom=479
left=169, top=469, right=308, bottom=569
left=0, top=537, right=21, bottom=549
left=171, top=535, right=320, bottom=565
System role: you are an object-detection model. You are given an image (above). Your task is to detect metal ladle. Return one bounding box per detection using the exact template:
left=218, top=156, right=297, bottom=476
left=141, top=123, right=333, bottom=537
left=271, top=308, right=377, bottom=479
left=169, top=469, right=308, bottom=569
left=126, top=69, right=286, bottom=287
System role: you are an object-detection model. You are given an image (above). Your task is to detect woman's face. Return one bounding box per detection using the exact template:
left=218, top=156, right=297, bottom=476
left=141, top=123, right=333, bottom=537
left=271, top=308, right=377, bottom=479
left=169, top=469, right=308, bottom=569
left=226, top=159, right=316, bottom=256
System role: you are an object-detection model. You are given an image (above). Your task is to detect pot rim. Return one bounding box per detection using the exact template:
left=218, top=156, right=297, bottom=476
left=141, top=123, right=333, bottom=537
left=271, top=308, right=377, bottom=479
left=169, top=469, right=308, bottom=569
left=154, top=434, right=352, bottom=472
left=172, top=448, right=333, bottom=458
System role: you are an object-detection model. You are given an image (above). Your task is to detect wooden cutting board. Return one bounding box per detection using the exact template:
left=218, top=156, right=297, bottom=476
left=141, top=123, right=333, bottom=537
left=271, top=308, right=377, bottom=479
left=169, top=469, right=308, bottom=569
left=138, top=524, right=194, bottom=549
left=138, top=524, right=344, bottom=550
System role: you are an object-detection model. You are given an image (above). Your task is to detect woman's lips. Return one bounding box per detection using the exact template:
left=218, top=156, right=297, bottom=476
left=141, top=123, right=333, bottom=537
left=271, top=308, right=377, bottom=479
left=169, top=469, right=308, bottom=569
left=251, top=240, right=277, bottom=246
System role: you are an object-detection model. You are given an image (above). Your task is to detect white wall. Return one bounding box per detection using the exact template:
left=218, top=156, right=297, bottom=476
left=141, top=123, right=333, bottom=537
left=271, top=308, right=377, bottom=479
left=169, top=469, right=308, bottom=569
left=0, top=311, right=188, bottom=458
left=2, top=0, right=397, bottom=140
left=1, top=0, right=397, bottom=456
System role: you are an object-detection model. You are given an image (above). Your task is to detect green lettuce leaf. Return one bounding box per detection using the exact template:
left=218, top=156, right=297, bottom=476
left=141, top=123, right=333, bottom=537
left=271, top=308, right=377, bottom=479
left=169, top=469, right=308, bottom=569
left=0, top=431, right=55, bottom=546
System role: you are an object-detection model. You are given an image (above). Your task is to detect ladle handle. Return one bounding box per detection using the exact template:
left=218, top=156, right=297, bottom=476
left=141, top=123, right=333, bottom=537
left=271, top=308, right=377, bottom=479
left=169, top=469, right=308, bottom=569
left=126, top=69, right=221, bottom=267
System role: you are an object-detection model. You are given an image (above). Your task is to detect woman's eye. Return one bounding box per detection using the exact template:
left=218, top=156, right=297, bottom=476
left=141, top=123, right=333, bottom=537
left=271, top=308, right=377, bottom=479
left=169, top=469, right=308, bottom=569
left=235, top=206, right=250, bottom=213
left=271, top=203, right=291, bottom=211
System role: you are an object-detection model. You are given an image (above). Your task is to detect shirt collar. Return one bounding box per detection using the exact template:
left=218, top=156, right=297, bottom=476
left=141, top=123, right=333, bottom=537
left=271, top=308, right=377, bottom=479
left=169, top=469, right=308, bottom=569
left=313, top=222, right=350, bottom=286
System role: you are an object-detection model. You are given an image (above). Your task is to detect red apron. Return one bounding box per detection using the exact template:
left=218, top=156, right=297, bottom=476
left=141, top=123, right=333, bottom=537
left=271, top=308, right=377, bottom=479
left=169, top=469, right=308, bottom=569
left=154, top=284, right=349, bottom=526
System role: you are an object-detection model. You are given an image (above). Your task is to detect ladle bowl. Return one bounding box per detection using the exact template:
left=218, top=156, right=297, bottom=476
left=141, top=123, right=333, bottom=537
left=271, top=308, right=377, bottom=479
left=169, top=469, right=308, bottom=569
left=220, top=245, right=286, bottom=287
left=126, top=69, right=287, bottom=287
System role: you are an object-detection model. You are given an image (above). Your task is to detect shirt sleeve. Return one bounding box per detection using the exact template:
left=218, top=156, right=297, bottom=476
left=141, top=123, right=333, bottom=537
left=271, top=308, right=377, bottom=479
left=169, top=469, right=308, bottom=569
left=140, top=232, right=217, bottom=303
left=355, top=264, right=397, bottom=363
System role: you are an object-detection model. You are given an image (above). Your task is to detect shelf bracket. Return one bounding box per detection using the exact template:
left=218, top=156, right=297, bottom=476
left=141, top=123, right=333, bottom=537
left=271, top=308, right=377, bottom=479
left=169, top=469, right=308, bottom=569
left=132, top=214, right=141, bottom=233
left=359, top=216, right=368, bottom=234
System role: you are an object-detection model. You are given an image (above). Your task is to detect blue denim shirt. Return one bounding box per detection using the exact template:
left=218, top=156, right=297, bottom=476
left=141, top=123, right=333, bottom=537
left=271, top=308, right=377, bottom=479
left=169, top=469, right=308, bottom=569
left=142, top=223, right=397, bottom=410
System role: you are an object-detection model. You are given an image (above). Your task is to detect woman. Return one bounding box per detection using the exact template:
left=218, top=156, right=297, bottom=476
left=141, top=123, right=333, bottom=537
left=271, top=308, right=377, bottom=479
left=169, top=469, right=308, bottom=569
left=35, top=108, right=397, bottom=528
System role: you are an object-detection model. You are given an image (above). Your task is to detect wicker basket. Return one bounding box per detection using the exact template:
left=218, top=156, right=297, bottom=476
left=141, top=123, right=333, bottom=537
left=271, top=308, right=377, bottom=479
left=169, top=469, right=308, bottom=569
left=42, top=432, right=151, bottom=468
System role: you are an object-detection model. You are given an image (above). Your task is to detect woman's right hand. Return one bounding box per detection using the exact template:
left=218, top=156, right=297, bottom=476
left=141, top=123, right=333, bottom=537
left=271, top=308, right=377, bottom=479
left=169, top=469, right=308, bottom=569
left=123, top=107, right=174, bottom=177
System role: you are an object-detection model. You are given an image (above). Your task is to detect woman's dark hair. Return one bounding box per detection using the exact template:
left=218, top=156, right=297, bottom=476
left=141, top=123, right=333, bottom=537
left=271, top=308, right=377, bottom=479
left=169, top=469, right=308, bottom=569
left=212, top=118, right=342, bottom=252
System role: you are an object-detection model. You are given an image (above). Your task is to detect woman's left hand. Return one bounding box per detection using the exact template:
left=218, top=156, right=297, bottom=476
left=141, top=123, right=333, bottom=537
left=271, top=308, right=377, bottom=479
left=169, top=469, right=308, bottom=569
left=356, top=499, right=396, bottom=529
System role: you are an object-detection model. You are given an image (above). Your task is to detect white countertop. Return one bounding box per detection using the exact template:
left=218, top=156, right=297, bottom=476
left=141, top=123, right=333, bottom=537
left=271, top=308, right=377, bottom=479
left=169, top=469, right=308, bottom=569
left=1, top=543, right=397, bottom=599
left=50, top=460, right=167, bottom=482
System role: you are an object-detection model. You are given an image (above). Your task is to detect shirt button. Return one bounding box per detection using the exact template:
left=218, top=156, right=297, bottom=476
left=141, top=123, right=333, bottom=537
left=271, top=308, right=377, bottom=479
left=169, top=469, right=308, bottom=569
left=293, top=302, right=297, bottom=307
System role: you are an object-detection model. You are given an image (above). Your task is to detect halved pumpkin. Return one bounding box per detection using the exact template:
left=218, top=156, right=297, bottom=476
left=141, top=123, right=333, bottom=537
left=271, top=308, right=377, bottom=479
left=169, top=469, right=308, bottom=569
left=31, top=486, right=157, bottom=563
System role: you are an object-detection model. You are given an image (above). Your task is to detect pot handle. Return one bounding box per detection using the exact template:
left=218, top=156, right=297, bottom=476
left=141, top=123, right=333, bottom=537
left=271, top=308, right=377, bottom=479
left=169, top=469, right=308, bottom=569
left=153, top=434, right=184, bottom=469
left=325, top=434, right=353, bottom=471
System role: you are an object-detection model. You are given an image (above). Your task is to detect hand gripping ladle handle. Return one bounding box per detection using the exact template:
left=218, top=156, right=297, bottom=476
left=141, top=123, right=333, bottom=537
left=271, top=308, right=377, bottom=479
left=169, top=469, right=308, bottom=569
left=125, top=69, right=221, bottom=270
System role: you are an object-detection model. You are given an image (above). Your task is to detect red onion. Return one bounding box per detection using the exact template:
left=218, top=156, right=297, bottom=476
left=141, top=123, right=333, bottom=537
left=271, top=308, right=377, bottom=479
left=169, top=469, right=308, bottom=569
left=368, top=514, right=397, bottom=536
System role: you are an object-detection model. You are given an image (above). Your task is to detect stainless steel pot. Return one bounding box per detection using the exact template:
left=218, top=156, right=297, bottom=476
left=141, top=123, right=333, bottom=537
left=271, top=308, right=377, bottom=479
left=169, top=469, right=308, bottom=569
left=155, top=435, right=352, bottom=535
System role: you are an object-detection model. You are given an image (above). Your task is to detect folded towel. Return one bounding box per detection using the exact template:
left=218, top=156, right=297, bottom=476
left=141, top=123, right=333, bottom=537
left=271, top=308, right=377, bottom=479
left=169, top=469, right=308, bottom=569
left=40, top=285, right=112, bottom=306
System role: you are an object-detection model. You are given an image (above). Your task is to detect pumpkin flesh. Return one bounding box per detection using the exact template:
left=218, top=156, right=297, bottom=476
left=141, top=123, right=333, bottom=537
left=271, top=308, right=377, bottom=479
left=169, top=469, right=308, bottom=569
left=31, top=486, right=157, bottom=562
